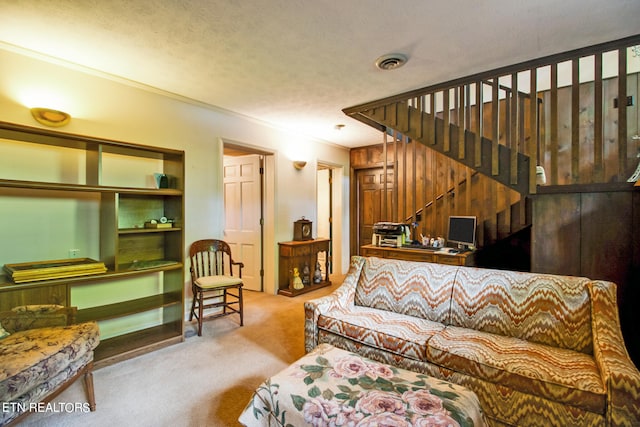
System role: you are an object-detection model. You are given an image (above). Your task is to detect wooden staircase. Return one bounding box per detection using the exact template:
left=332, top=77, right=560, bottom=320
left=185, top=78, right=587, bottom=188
left=496, top=197, right=531, bottom=240
left=402, top=169, right=531, bottom=249
left=346, top=34, right=640, bottom=251
left=364, top=100, right=531, bottom=195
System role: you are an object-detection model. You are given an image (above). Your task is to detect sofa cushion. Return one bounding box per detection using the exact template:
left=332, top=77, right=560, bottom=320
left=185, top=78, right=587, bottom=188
left=354, top=257, right=457, bottom=323
left=1, top=307, right=69, bottom=334
left=0, top=323, right=9, bottom=340
left=426, top=326, right=605, bottom=414
left=450, top=267, right=593, bottom=353
left=318, top=306, right=445, bottom=361
left=0, top=321, right=100, bottom=401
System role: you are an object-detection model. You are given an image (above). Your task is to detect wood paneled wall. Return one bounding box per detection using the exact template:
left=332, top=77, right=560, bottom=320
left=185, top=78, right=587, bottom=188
left=539, top=74, right=640, bottom=185
left=532, top=184, right=640, bottom=366
left=350, top=141, right=523, bottom=254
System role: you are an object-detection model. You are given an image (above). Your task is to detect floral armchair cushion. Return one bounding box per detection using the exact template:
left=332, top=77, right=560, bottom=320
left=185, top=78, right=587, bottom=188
left=0, top=323, right=9, bottom=340
left=0, top=304, right=99, bottom=426
left=0, top=305, right=75, bottom=334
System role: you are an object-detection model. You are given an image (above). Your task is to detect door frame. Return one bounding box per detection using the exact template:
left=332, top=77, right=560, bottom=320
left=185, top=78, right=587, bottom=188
left=317, top=161, right=343, bottom=278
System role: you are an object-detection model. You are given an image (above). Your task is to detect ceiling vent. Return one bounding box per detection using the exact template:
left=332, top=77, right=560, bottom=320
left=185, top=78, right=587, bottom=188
left=375, top=53, right=408, bottom=70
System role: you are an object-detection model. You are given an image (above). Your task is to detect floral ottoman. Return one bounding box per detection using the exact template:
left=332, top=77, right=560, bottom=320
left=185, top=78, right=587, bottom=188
left=239, top=343, right=487, bottom=427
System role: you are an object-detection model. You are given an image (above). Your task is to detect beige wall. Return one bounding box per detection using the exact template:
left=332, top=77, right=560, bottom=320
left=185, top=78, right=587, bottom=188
left=0, top=46, right=351, bottom=296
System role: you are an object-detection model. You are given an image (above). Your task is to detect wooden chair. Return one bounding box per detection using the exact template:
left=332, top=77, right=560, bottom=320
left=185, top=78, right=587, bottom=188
left=189, top=239, right=244, bottom=336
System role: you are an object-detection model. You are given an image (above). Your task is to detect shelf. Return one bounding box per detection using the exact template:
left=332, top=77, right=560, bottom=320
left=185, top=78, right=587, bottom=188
left=0, top=178, right=183, bottom=194
left=0, top=121, right=185, bottom=366
left=94, top=323, right=183, bottom=368
left=77, top=292, right=182, bottom=323
left=118, top=260, right=181, bottom=271
left=0, top=121, right=99, bottom=151
left=0, top=263, right=183, bottom=288
left=0, top=120, right=184, bottom=159
left=118, top=227, right=182, bottom=234
left=277, top=280, right=331, bottom=297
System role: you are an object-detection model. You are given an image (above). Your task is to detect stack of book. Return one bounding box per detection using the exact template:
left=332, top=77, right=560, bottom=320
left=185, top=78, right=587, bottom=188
left=4, top=258, right=107, bottom=283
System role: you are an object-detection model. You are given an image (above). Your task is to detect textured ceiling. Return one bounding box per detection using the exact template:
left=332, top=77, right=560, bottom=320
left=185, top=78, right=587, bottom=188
left=1, top=0, right=639, bottom=148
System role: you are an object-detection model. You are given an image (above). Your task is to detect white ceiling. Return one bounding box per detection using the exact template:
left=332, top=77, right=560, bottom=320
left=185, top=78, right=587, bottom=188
left=0, top=0, right=638, bottom=148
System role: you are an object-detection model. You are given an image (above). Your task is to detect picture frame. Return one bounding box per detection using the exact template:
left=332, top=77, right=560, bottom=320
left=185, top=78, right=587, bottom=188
left=4, top=258, right=107, bottom=283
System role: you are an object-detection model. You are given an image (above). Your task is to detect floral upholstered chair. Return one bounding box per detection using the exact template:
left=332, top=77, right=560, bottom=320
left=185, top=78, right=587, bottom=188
left=0, top=305, right=100, bottom=426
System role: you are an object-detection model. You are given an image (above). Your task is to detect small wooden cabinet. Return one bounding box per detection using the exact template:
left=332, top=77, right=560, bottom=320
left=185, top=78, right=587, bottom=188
left=361, top=244, right=475, bottom=266
left=278, top=239, right=331, bottom=297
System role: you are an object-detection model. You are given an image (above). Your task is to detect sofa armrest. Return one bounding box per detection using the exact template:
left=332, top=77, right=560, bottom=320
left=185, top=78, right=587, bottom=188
left=304, top=256, right=366, bottom=352
left=0, top=305, right=77, bottom=334
left=589, top=281, right=640, bottom=426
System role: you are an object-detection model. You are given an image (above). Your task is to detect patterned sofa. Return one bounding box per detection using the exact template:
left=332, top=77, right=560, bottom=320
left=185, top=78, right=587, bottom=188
left=0, top=305, right=100, bottom=426
left=305, top=256, right=640, bottom=427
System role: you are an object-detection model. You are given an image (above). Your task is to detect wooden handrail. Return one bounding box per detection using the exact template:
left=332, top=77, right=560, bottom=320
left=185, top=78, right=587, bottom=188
left=348, top=34, right=640, bottom=194
left=343, top=34, right=640, bottom=115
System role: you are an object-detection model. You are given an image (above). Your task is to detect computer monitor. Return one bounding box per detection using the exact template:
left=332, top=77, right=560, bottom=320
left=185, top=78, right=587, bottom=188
left=447, top=216, right=477, bottom=249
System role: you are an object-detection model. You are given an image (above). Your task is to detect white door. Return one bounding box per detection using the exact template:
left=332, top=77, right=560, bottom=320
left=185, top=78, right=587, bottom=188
left=223, top=154, right=262, bottom=291
left=317, top=168, right=331, bottom=276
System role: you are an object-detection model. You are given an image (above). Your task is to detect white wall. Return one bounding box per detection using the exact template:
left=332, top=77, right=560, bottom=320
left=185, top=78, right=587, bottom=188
left=0, top=47, right=351, bottom=296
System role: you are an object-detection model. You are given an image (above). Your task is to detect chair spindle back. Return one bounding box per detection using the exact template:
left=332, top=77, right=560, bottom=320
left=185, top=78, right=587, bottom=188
left=189, top=239, right=240, bottom=281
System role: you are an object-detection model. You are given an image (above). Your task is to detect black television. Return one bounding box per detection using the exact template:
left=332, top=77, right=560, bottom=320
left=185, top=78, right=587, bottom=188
left=447, top=216, right=477, bottom=250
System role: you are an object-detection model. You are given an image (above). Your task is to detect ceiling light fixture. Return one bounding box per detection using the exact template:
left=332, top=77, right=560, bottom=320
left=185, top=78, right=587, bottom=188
left=375, top=53, right=408, bottom=71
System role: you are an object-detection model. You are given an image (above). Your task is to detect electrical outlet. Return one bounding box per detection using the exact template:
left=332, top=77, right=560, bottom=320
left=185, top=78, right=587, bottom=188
left=69, top=249, right=80, bottom=258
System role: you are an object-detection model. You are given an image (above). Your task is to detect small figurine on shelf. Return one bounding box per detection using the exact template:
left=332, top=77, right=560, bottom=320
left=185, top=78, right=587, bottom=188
left=292, top=267, right=304, bottom=290
left=302, top=262, right=311, bottom=286
left=313, top=261, right=323, bottom=284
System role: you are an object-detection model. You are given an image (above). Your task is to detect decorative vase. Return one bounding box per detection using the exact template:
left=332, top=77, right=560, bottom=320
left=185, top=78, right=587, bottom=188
left=313, top=262, right=323, bottom=283
left=302, top=263, right=311, bottom=286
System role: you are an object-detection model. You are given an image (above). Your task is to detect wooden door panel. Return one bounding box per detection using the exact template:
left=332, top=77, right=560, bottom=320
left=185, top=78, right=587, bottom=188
left=580, top=191, right=632, bottom=289
left=357, top=168, right=394, bottom=252
left=224, top=155, right=261, bottom=291
left=531, top=193, right=581, bottom=276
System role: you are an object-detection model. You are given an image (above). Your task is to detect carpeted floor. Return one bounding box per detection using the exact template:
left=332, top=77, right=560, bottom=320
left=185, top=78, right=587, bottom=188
left=20, top=279, right=342, bottom=427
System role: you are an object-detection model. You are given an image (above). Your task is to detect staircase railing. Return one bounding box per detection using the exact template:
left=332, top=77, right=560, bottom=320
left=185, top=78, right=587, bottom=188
left=345, top=34, right=640, bottom=195
left=347, top=34, right=640, bottom=248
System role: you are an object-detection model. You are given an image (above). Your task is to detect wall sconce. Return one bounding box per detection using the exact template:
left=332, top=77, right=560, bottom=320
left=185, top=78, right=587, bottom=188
left=293, top=160, right=307, bottom=170
left=30, top=107, right=71, bottom=127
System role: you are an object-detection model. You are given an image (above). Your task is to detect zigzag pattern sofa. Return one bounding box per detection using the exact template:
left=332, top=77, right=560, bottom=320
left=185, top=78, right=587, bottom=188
left=305, top=256, right=640, bottom=426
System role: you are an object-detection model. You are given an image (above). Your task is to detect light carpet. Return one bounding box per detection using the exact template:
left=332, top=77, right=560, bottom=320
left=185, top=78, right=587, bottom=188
left=19, top=279, right=341, bottom=427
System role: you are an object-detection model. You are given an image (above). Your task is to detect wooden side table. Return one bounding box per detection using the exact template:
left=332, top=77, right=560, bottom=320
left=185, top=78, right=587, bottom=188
left=278, top=239, right=331, bottom=297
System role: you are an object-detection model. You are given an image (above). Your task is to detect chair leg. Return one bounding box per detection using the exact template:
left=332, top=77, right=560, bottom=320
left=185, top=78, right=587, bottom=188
left=197, top=290, right=204, bottom=336
left=223, top=289, right=228, bottom=316
left=238, top=286, right=244, bottom=326
left=189, top=291, right=197, bottom=321
left=83, top=364, right=96, bottom=411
